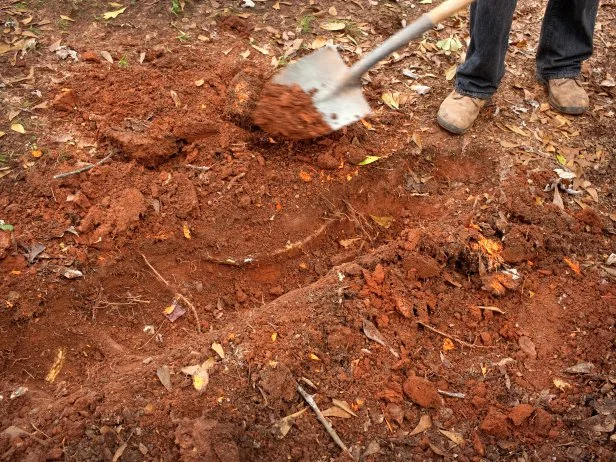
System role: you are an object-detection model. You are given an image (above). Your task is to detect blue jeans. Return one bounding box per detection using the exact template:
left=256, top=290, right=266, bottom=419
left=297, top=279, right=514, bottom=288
left=455, top=0, right=600, bottom=99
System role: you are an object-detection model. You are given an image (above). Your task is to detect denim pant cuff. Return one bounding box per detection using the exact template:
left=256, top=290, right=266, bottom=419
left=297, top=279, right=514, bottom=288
left=454, top=83, right=493, bottom=100
left=537, top=70, right=581, bottom=84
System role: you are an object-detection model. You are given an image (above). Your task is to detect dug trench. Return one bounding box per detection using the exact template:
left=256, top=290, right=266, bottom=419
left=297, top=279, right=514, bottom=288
left=1, top=48, right=615, bottom=461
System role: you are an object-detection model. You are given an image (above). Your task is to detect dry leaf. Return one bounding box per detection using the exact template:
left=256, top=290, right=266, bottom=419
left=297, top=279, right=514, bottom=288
left=410, top=414, right=432, bottom=435
left=412, top=132, right=422, bottom=150
left=299, top=171, right=312, bottom=182
left=45, top=347, right=66, bottom=383
left=505, top=123, right=530, bottom=137
left=156, top=365, right=172, bottom=391
left=322, top=407, right=353, bottom=418
left=311, top=37, right=328, bottom=49
left=240, top=49, right=251, bottom=59
left=586, top=187, right=598, bottom=202
left=438, top=429, right=465, bottom=446
left=500, top=140, right=519, bottom=148
left=100, top=50, right=113, bottom=63
left=358, top=155, right=380, bottom=165
left=182, top=223, right=191, bottom=239
left=170, top=90, right=181, bottom=108
left=328, top=6, right=338, bottom=15
left=273, top=408, right=306, bottom=438
left=211, top=342, right=225, bottom=359
left=10, top=124, right=25, bottom=134
left=112, top=443, right=127, bottom=462
left=445, top=63, right=457, bottom=81
left=195, top=79, right=204, bottom=87
left=370, top=215, right=394, bottom=228
left=563, top=257, right=580, bottom=274
left=59, top=15, right=75, bottom=22
left=32, top=149, right=43, bottom=158
left=102, top=7, right=127, bottom=20
left=332, top=398, right=358, bottom=417
left=272, top=1, right=280, bottom=10
left=309, top=353, right=320, bottom=361
left=381, top=91, right=399, bottom=109
left=553, top=377, right=571, bottom=392
left=442, top=338, right=455, bottom=351
left=552, top=187, right=564, bottom=210
left=320, top=22, right=346, bottom=31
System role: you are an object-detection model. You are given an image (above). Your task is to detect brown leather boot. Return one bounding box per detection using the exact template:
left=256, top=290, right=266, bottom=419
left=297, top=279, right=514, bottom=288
left=547, top=78, right=589, bottom=115
left=437, top=90, right=487, bottom=135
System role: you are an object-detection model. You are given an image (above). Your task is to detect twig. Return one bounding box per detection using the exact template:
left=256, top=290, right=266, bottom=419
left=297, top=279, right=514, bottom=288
left=138, top=319, right=166, bottom=350
left=53, top=152, right=113, bottom=179
left=437, top=389, right=466, bottom=399
left=475, top=305, right=506, bottom=314
left=140, top=253, right=201, bottom=333
left=297, top=385, right=354, bottom=459
left=140, top=252, right=170, bottom=286
left=417, top=321, right=493, bottom=349
left=175, top=293, right=202, bottom=334
left=30, top=422, right=50, bottom=440
left=185, top=164, right=212, bottom=171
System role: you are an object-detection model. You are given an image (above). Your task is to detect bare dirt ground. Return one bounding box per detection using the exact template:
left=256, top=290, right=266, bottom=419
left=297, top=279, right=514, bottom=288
left=1, top=0, right=615, bottom=461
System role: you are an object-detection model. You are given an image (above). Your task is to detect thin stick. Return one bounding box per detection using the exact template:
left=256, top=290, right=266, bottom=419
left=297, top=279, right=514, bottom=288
left=140, top=252, right=170, bottom=286
left=140, top=253, right=201, bottom=333
left=175, top=293, right=202, bottom=334
left=185, top=164, right=212, bottom=171
left=30, top=422, right=50, bottom=439
left=475, top=305, right=505, bottom=314
left=417, top=321, right=493, bottom=349
left=53, top=152, right=113, bottom=179
left=138, top=319, right=166, bottom=350
left=297, top=385, right=353, bottom=459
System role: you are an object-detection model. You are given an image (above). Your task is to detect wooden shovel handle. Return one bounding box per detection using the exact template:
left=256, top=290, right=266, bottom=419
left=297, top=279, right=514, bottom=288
left=426, top=0, right=474, bottom=24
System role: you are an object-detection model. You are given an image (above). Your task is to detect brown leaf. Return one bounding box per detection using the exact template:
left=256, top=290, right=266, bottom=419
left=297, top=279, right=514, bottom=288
left=552, top=187, right=564, bottom=210
left=409, top=414, right=432, bottom=436
left=322, top=406, right=353, bottom=418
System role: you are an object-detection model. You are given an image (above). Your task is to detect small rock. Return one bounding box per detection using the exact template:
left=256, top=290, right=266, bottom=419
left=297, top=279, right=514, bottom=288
left=564, top=362, right=594, bottom=374
left=518, top=336, right=537, bottom=359
left=480, top=407, right=511, bottom=438
left=316, top=152, right=339, bottom=170
left=269, top=285, right=284, bottom=296
left=508, top=403, right=534, bottom=426
left=45, top=447, right=64, bottom=461
left=531, top=408, right=553, bottom=436
left=471, top=430, right=485, bottom=456
left=480, top=332, right=493, bottom=346
left=403, top=376, right=443, bottom=409
left=81, top=51, right=101, bottom=62
left=0, top=231, right=11, bottom=259
left=52, top=89, right=77, bottom=112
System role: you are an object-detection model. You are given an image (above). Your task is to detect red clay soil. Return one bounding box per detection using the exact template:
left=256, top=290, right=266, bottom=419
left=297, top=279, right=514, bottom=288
left=0, top=2, right=615, bottom=462
left=253, top=83, right=332, bottom=140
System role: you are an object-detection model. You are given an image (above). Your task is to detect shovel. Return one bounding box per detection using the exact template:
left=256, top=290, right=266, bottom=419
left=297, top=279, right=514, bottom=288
left=267, top=0, right=474, bottom=134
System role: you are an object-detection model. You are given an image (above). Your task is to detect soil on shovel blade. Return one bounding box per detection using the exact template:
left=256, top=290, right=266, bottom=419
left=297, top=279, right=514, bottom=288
left=1, top=1, right=615, bottom=462
left=253, top=83, right=331, bottom=140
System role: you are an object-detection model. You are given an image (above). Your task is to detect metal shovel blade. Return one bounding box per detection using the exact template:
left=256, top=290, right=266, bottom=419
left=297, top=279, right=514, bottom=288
left=272, top=46, right=371, bottom=132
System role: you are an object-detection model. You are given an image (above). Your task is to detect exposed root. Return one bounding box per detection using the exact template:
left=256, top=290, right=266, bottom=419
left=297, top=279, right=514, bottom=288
left=417, top=321, right=494, bottom=349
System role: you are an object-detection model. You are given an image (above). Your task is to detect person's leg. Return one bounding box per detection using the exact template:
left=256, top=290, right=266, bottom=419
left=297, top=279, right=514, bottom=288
left=438, top=0, right=517, bottom=134
left=455, top=0, right=518, bottom=100
left=536, top=0, right=599, bottom=81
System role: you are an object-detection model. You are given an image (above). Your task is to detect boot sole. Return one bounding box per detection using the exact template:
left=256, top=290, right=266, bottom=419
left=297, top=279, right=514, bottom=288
left=548, top=95, right=587, bottom=115
left=436, top=115, right=469, bottom=135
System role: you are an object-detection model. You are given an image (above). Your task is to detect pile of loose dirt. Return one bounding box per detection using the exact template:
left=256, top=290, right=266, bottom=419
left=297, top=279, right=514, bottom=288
left=253, top=83, right=331, bottom=140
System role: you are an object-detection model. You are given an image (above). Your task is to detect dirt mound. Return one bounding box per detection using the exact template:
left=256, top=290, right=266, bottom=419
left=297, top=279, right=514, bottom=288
left=253, top=83, right=331, bottom=139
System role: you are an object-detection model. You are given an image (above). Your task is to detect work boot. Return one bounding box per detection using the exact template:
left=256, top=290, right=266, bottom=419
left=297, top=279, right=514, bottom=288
left=437, top=90, right=487, bottom=135
left=547, top=78, right=589, bottom=115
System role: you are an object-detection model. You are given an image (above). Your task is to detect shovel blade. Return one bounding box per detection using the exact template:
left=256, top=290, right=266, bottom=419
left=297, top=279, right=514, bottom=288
left=273, top=46, right=371, bottom=132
